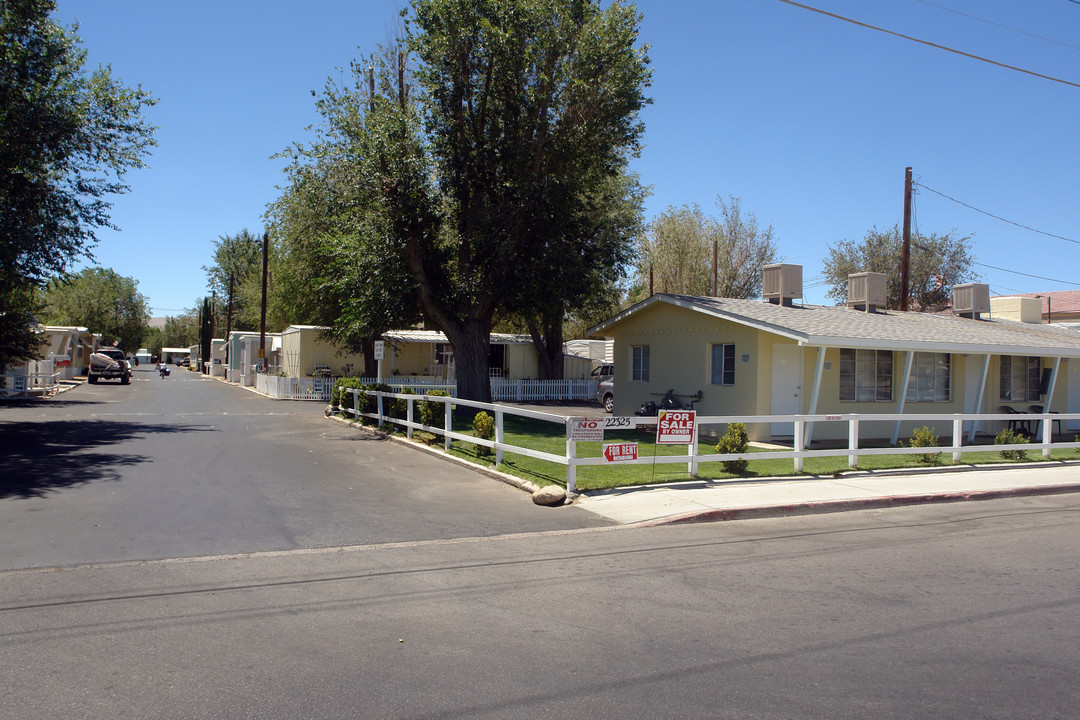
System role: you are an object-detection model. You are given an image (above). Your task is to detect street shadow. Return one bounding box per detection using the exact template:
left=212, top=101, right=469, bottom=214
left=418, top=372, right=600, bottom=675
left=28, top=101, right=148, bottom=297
left=0, top=419, right=213, bottom=499
left=0, top=398, right=103, bottom=410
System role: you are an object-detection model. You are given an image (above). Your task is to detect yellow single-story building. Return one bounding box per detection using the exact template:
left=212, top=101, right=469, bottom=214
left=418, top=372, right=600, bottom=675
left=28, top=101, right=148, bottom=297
left=381, top=330, right=593, bottom=380
left=279, top=325, right=363, bottom=378
left=588, top=276, right=1080, bottom=444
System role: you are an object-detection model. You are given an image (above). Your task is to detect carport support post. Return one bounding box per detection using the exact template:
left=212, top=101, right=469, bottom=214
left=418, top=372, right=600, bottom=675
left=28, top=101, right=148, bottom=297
left=805, top=347, right=827, bottom=447
left=968, top=354, right=991, bottom=444
left=1042, top=357, right=1061, bottom=459
left=891, top=351, right=914, bottom=446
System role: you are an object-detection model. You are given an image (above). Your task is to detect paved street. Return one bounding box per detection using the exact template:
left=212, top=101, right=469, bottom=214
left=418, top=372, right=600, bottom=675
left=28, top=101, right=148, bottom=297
left=3, top=496, right=1080, bottom=718
left=3, top=373, right=1080, bottom=718
left=0, top=367, right=609, bottom=570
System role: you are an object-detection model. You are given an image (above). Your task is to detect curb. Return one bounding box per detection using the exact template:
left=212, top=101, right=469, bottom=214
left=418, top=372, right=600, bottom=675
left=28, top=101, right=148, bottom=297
left=639, top=482, right=1080, bottom=526
left=325, top=413, right=542, bottom=495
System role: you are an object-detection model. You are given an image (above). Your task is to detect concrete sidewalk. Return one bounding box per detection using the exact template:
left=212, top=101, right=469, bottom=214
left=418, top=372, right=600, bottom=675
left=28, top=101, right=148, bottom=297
left=573, top=461, right=1080, bottom=525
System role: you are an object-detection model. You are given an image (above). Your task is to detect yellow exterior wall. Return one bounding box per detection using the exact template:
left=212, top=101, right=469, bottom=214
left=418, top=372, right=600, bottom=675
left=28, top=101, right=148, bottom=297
left=281, top=328, right=363, bottom=377
left=603, top=301, right=1078, bottom=444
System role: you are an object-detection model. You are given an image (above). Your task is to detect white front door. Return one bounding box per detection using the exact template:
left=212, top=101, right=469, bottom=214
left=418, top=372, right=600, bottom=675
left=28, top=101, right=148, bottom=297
left=771, top=344, right=802, bottom=436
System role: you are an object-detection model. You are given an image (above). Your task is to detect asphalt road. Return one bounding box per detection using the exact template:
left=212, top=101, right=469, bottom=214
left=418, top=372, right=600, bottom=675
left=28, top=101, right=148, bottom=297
left=4, top=371, right=1079, bottom=718
left=3, top=496, right=1079, bottom=719
left=0, top=367, right=609, bottom=570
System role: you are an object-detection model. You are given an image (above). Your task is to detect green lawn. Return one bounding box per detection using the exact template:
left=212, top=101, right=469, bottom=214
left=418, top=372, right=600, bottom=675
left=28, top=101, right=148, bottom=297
left=345, top=410, right=1080, bottom=492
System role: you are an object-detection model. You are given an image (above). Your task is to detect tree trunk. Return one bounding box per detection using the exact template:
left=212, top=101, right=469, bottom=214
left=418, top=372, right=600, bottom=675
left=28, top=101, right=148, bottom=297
left=528, top=317, right=564, bottom=380
left=442, top=319, right=492, bottom=403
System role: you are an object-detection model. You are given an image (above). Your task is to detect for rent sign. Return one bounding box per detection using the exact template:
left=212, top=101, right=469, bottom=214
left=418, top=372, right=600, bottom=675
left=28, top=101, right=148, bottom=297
left=656, top=409, right=696, bottom=444
left=603, top=442, right=638, bottom=462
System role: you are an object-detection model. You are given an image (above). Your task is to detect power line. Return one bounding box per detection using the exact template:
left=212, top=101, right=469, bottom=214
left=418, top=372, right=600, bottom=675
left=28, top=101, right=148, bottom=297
left=775, top=0, right=1080, bottom=89
left=914, top=0, right=1080, bottom=52
left=915, top=182, right=1080, bottom=244
left=973, top=261, right=1080, bottom=287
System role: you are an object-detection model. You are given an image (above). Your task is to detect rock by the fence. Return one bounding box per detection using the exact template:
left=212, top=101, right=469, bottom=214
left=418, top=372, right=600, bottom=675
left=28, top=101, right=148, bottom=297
left=324, top=404, right=334, bottom=417
left=532, top=485, right=566, bottom=506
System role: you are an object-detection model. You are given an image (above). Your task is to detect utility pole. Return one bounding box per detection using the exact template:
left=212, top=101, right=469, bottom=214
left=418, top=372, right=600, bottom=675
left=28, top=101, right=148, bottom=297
left=712, top=239, right=718, bottom=296
left=259, top=231, right=268, bottom=368
left=900, top=166, right=912, bottom=311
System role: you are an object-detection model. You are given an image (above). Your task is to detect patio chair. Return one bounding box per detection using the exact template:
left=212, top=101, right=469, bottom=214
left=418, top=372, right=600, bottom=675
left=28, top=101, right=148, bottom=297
left=1001, top=405, right=1032, bottom=435
left=1028, top=405, right=1062, bottom=437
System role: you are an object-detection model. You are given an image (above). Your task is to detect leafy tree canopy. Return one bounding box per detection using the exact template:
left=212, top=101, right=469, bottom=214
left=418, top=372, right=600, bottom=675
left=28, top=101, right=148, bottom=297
left=632, top=196, right=781, bottom=302
left=41, top=267, right=149, bottom=351
left=0, top=0, right=156, bottom=366
left=822, top=225, right=978, bottom=310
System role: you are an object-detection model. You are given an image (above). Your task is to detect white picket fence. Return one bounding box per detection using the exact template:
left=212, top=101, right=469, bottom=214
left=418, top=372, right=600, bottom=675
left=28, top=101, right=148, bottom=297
left=255, top=374, right=597, bottom=402
left=343, top=388, right=1080, bottom=494
left=256, top=374, right=336, bottom=401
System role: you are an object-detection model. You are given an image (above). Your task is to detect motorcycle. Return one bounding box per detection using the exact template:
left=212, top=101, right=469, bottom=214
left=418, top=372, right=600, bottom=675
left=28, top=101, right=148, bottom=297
left=634, top=389, right=702, bottom=416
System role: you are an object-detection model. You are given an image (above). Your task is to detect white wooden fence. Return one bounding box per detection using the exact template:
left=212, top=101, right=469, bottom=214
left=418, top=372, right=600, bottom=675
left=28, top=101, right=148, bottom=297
left=0, top=371, right=61, bottom=397
left=256, top=375, right=597, bottom=402
left=256, top=374, right=336, bottom=401
left=344, top=388, right=1080, bottom=494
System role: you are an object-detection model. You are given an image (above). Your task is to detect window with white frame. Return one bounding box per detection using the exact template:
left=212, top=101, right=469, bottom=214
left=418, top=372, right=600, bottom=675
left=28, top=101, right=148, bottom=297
left=905, top=353, right=951, bottom=402
left=710, top=343, right=735, bottom=385
left=999, top=356, right=1041, bottom=402
left=631, top=345, right=650, bottom=382
left=839, top=348, right=893, bottom=402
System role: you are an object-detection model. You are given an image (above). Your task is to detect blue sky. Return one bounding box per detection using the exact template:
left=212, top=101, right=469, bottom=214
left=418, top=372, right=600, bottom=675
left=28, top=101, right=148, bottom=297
left=55, top=0, right=1080, bottom=316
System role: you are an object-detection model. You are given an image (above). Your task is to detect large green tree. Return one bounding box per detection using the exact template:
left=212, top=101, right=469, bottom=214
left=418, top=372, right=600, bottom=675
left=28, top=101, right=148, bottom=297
left=352, top=0, right=650, bottom=400
left=203, top=229, right=263, bottom=335
left=0, top=0, right=156, bottom=367
left=822, top=225, right=978, bottom=310
left=41, top=267, right=149, bottom=351
left=632, top=196, right=781, bottom=302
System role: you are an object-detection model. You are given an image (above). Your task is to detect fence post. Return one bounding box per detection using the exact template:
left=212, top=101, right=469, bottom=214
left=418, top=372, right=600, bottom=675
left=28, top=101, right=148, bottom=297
left=688, top=420, right=698, bottom=477
left=495, top=408, right=504, bottom=465
left=376, top=391, right=384, bottom=428
left=444, top=399, right=453, bottom=451
left=407, top=397, right=414, bottom=439
left=794, top=419, right=804, bottom=473
left=952, top=415, right=963, bottom=463
left=1042, top=410, right=1052, bottom=459
left=848, top=416, right=859, bottom=468
left=566, top=431, right=578, bottom=495
left=353, top=388, right=359, bottom=422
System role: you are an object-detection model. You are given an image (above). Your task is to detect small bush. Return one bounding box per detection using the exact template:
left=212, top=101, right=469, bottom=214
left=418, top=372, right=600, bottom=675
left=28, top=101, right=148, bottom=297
left=995, top=428, right=1029, bottom=461
left=715, top=423, right=749, bottom=474
left=472, top=411, right=495, bottom=457
left=419, top=390, right=450, bottom=429
left=333, top=378, right=366, bottom=416
left=908, top=425, right=942, bottom=464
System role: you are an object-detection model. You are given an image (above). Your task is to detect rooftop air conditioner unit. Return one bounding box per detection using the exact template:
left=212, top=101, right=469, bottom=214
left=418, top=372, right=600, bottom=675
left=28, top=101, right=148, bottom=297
left=762, top=263, right=802, bottom=306
left=952, top=283, right=991, bottom=319
left=847, top=272, right=887, bottom=312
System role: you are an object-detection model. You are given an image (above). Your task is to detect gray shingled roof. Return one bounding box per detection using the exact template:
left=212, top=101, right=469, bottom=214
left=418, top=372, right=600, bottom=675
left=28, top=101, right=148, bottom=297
left=589, top=294, right=1080, bottom=357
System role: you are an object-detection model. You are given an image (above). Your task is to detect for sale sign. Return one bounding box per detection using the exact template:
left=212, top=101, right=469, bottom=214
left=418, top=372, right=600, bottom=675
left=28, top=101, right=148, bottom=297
left=603, top=442, right=638, bottom=462
left=656, top=409, right=696, bottom=444
left=568, top=417, right=605, bottom=442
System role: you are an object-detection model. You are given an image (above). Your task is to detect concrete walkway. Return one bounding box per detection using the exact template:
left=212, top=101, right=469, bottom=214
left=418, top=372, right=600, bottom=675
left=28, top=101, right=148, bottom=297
left=573, top=461, right=1080, bottom=525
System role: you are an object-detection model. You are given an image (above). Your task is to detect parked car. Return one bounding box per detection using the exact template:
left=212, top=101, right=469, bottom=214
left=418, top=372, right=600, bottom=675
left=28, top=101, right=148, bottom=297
left=597, top=378, right=614, bottom=413
left=591, top=363, right=614, bottom=381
